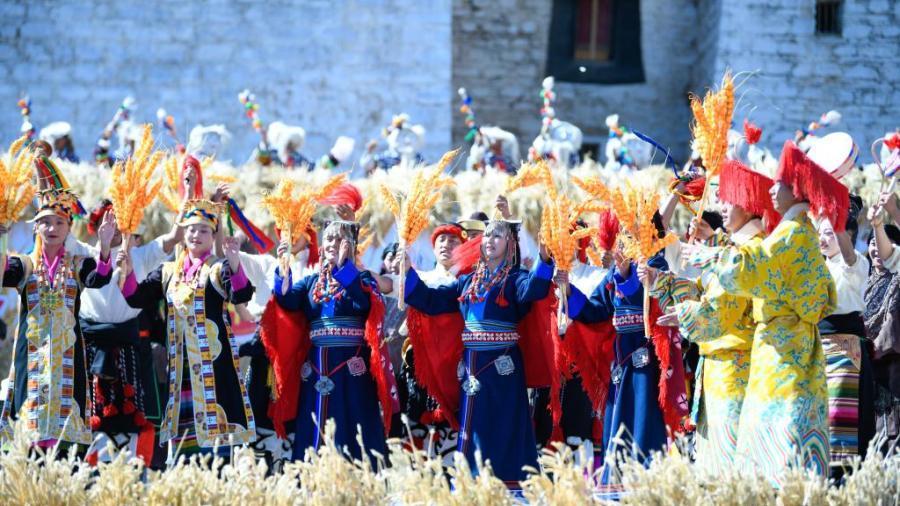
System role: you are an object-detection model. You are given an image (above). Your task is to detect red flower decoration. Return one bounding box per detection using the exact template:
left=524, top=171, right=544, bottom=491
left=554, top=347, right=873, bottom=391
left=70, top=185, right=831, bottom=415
left=886, top=133, right=900, bottom=152
left=102, top=404, right=118, bottom=417
left=743, top=119, right=762, bottom=145
left=122, top=401, right=136, bottom=415
left=90, top=415, right=102, bottom=430
left=122, top=384, right=136, bottom=398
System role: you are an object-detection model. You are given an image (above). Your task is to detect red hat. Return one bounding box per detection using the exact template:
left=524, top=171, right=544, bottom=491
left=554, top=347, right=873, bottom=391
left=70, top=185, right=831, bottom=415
left=180, top=155, right=203, bottom=200
left=87, top=200, right=113, bottom=235
left=430, top=223, right=466, bottom=246
left=718, top=159, right=780, bottom=232
left=775, top=140, right=849, bottom=232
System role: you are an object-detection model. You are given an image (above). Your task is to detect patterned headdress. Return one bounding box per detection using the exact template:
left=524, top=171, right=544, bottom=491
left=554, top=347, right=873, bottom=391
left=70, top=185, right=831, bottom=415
left=177, top=199, right=224, bottom=230
left=32, top=188, right=82, bottom=223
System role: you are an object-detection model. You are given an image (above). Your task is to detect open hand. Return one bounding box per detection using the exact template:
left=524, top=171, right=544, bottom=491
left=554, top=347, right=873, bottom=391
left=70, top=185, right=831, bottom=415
left=657, top=312, right=679, bottom=327
left=495, top=195, right=512, bottom=219
left=211, top=183, right=231, bottom=203
left=116, top=248, right=133, bottom=278
left=98, top=211, right=117, bottom=257
left=334, top=203, right=355, bottom=221
left=223, top=236, right=241, bottom=269
left=636, top=263, right=658, bottom=286
left=338, top=238, right=352, bottom=267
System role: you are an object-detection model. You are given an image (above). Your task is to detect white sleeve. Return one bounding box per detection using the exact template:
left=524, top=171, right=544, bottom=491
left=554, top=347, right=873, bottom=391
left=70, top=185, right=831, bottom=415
left=239, top=251, right=276, bottom=294
left=847, top=251, right=870, bottom=283
left=885, top=245, right=900, bottom=274
left=66, top=236, right=96, bottom=257
left=133, top=237, right=168, bottom=279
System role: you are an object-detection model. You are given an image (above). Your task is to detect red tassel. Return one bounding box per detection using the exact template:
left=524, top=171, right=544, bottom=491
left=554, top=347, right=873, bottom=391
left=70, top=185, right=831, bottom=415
left=776, top=141, right=849, bottom=232
left=122, top=401, right=136, bottom=415
left=135, top=423, right=156, bottom=466
left=719, top=159, right=780, bottom=233
left=362, top=282, right=399, bottom=435
left=743, top=119, right=762, bottom=145
left=317, top=183, right=363, bottom=211
left=495, top=287, right=509, bottom=307
left=597, top=211, right=620, bottom=251
left=90, top=415, right=102, bottom=430
left=103, top=404, right=118, bottom=417
left=133, top=412, right=147, bottom=427
left=122, top=384, right=136, bottom=397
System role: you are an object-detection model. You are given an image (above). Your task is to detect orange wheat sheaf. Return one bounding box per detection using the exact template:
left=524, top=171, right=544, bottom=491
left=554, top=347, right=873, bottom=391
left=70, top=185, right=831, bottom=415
left=109, top=124, right=165, bottom=235
left=689, top=72, right=734, bottom=178
left=0, top=136, right=37, bottom=226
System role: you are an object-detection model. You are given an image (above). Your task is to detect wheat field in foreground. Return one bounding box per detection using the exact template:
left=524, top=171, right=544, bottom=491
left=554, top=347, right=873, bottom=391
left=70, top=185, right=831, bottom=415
left=0, top=420, right=897, bottom=505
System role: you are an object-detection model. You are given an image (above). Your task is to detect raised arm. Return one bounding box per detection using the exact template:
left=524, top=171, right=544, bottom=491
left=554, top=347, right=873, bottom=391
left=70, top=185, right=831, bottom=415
left=566, top=283, right=613, bottom=324
left=513, top=258, right=554, bottom=303
left=121, top=263, right=165, bottom=310
left=402, top=267, right=462, bottom=315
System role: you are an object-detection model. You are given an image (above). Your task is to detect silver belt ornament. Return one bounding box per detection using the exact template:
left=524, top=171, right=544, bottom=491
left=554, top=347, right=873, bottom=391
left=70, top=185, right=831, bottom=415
left=347, top=356, right=366, bottom=376
left=494, top=354, right=515, bottom=375
left=315, top=376, right=335, bottom=396
left=301, top=362, right=312, bottom=381
left=462, top=376, right=481, bottom=396
left=611, top=346, right=651, bottom=385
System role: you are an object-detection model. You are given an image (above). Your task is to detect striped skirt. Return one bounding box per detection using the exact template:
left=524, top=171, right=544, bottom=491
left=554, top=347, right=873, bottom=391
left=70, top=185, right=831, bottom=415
left=823, top=334, right=861, bottom=469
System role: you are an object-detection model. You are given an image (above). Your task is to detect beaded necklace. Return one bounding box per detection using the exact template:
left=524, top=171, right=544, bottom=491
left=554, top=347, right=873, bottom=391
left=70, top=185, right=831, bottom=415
left=33, top=247, right=71, bottom=313
left=312, top=263, right=345, bottom=304
left=459, top=261, right=511, bottom=304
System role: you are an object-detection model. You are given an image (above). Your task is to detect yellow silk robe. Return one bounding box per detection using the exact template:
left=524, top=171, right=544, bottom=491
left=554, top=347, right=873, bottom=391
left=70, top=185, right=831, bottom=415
left=653, top=223, right=761, bottom=473
left=695, top=204, right=834, bottom=485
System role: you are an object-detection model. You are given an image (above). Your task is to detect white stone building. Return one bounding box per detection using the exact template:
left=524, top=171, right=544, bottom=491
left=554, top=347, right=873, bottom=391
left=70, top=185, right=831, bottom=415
left=0, top=0, right=896, bottom=164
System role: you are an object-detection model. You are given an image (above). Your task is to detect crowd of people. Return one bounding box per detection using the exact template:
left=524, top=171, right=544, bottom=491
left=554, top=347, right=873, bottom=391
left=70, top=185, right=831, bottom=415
left=2, top=84, right=899, bottom=496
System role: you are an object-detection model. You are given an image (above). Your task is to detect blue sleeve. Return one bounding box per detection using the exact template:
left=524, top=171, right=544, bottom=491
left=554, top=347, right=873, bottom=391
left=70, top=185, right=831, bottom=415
left=568, top=284, right=612, bottom=324
left=274, top=267, right=311, bottom=312
left=333, top=261, right=368, bottom=309
left=514, top=258, right=554, bottom=303
left=402, top=268, right=461, bottom=315
left=614, top=265, right=641, bottom=298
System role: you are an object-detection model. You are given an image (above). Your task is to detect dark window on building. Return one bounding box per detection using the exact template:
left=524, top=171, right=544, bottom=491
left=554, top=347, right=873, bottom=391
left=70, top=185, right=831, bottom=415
left=546, top=0, right=644, bottom=84
left=580, top=141, right=601, bottom=162
left=816, top=0, right=842, bottom=35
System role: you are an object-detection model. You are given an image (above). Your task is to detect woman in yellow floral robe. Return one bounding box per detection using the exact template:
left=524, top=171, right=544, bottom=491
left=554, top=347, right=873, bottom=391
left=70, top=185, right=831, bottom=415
left=685, top=202, right=835, bottom=484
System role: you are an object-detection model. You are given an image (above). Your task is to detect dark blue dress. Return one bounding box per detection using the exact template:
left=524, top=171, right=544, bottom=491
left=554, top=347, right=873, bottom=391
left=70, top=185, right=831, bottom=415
left=567, top=262, right=667, bottom=482
left=403, top=260, right=553, bottom=485
left=274, top=262, right=386, bottom=462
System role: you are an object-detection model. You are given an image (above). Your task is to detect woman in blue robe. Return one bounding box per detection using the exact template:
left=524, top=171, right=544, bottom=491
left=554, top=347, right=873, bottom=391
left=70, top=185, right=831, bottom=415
left=271, top=221, right=393, bottom=463
left=401, top=220, right=554, bottom=486
left=564, top=251, right=670, bottom=483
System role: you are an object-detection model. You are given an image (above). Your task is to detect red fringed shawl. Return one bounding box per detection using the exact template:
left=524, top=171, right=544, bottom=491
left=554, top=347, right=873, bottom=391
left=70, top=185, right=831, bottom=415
left=648, top=298, right=691, bottom=434
left=406, top=309, right=465, bottom=428
left=258, top=282, right=397, bottom=439
left=556, top=297, right=691, bottom=441
left=558, top=319, right=617, bottom=442
left=405, top=291, right=563, bottom=441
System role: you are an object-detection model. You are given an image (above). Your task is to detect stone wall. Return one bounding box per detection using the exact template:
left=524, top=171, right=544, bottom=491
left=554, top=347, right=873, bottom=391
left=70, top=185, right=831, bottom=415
left=704, top=0, right=899, bottom=161
left=0, top=0, right=452, bottom=163
left=452, top=0, right=701, bottom=163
